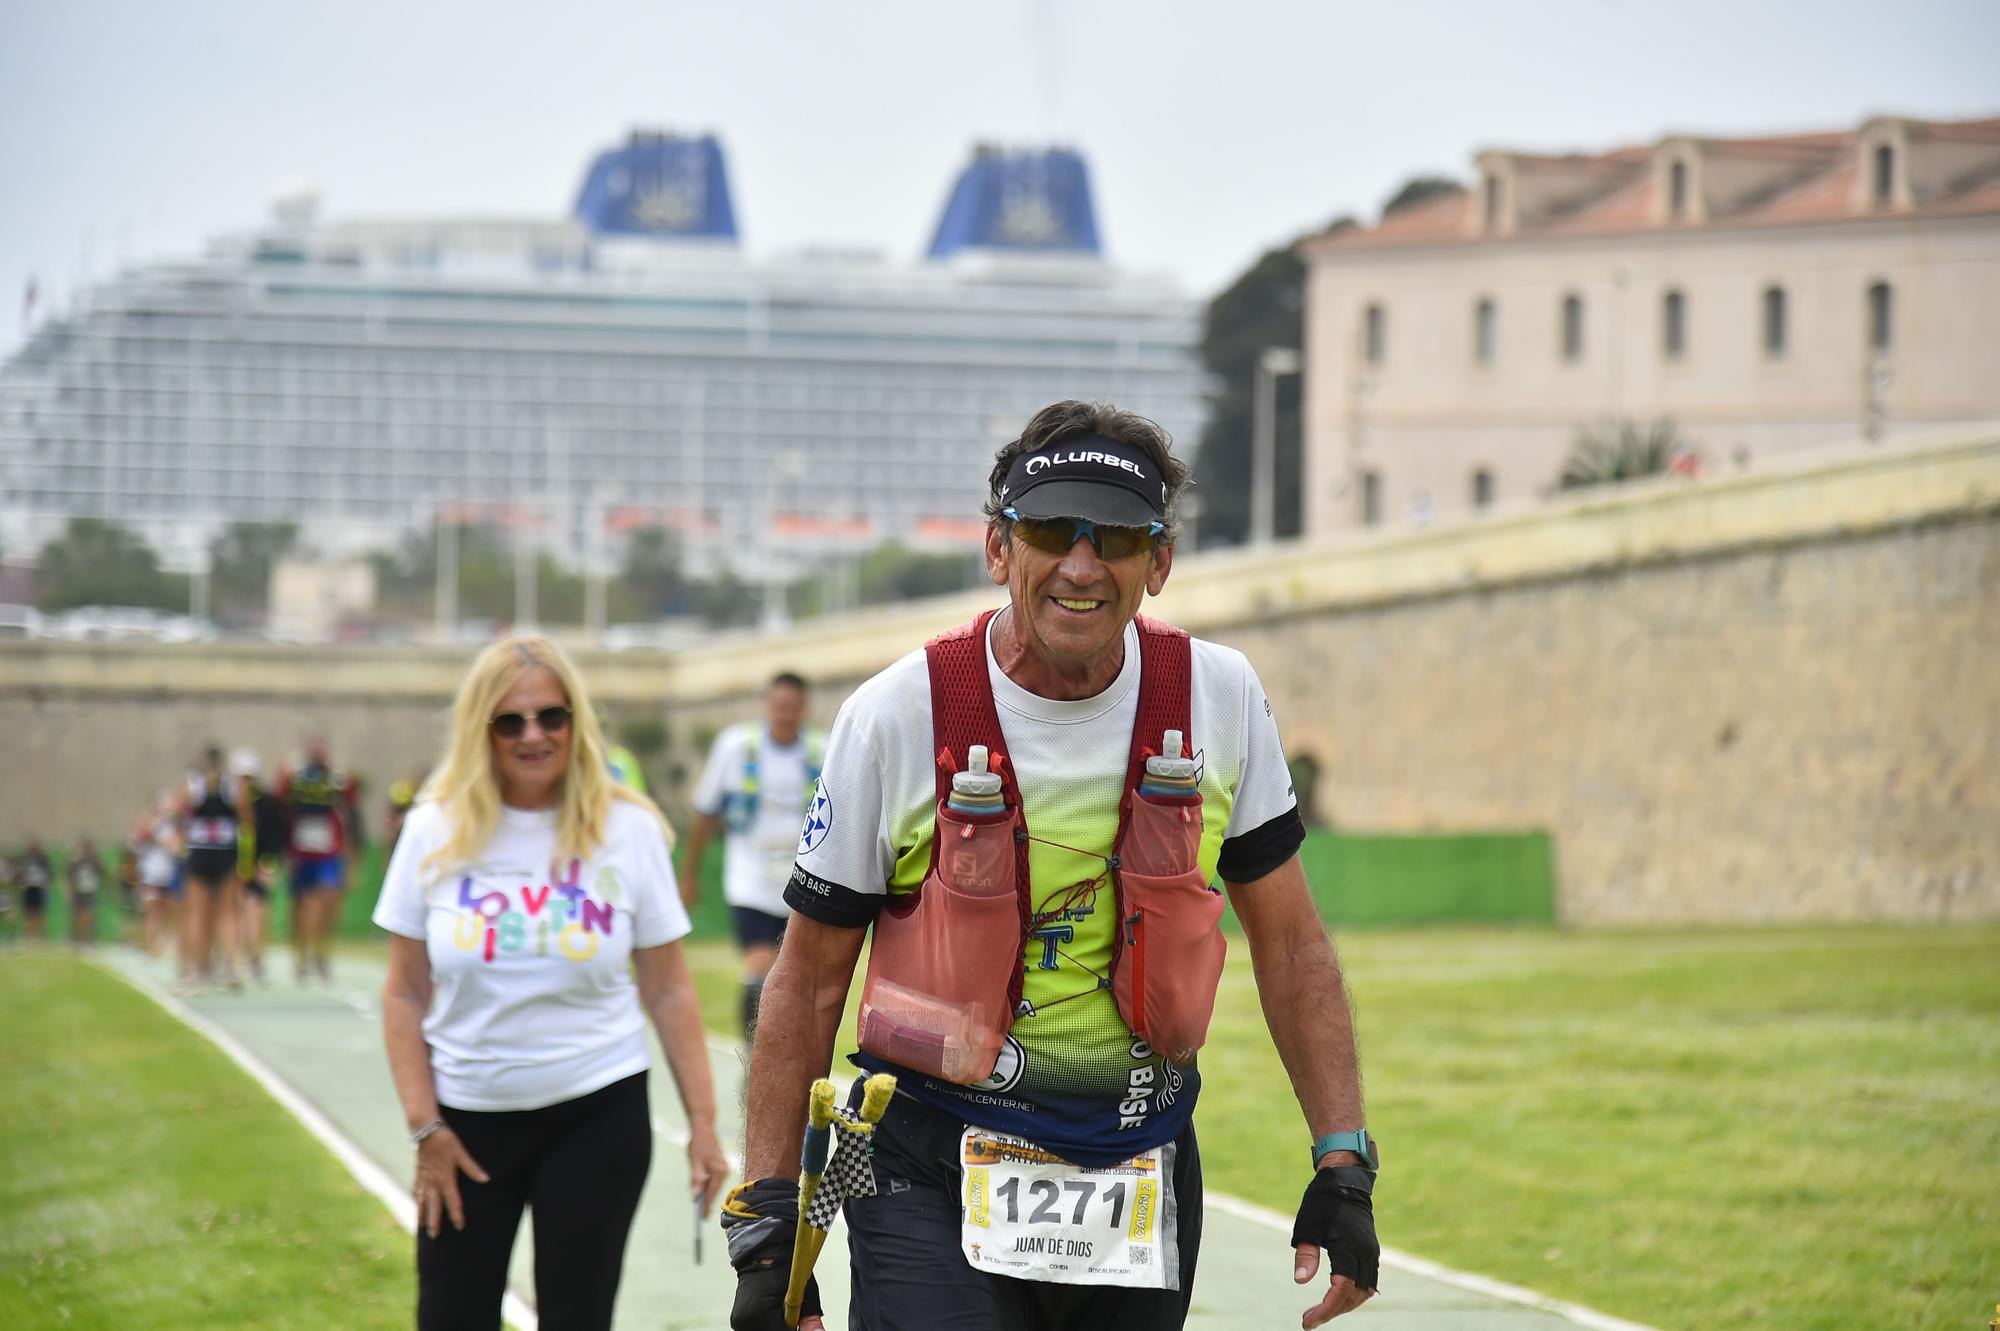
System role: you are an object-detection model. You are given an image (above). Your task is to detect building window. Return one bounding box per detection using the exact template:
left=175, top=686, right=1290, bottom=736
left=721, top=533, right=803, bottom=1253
left=1360, top=470, right=1382, bottom=526
left=1363, top=303, right=1385, bottom=366
left=1484, top=175, right=1501, bottom=229
left=1471, top=468, right=1494, bottom=509
left=1867, top=281, right=1894, bottom=353
left=1872, top=144, right=1895, bottom=208
left=1662, top=289, right=1687, bottom=360
left=1560, top=294, right=1585, bottom=363
left=1669, top=161, right=1688, bottom=218
left=1474, top=298, right=1497, bottom=364
left=1762, top=286, right=1788, bottom=358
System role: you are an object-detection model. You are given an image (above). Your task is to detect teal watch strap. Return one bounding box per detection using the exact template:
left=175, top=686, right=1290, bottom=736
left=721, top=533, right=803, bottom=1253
left=1311, top=1129, right=1378, bottom=1170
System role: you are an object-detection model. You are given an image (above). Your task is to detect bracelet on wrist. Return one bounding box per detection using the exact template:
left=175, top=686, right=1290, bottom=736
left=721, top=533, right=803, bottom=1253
left=409, top=1118, right=447, bottom=1146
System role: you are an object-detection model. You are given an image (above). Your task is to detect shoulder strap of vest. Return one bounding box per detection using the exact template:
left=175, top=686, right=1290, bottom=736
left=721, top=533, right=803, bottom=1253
left=1121, top=615, right=1194, bottom=806
left=924, top=609, right=1033, bottom=1009
left=925, top=608, right=1013, bottom=825
left=1108, top=616, right=1194, bottom=982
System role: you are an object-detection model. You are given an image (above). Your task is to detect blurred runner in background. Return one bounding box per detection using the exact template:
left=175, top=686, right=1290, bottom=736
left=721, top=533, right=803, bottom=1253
left=182, top=746, right=245, bottom=992
left=233, top=749, right=289, bottom=985
left=67, top=836, right=105, bottom=946
left=680, top=671, right=824, bottom=1039
left=279, top=733, right=360, bottom=984
left=136, top=796, right=179, bottom=959
left=15, top=839, right=53, bottom=942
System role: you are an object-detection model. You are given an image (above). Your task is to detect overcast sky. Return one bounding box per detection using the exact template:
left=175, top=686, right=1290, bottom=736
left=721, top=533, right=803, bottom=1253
left=3, top=0, right=1996, bottom=354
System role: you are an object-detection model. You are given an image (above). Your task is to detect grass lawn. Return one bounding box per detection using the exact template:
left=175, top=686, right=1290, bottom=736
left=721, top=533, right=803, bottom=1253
left=0, top=953, right=413, bottom=1331
left=686, top=926, right=2000, bottom=1331
left=1202, top=925, right=2000, bottom=1331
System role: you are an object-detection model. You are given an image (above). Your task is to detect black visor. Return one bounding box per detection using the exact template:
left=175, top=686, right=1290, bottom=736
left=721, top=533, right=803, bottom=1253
left=999, top=435, right=1168, bottom=526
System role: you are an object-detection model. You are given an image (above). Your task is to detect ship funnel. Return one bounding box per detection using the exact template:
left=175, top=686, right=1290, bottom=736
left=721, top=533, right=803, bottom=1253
left=574, top=130, right=739, bottom=242
left=926, top=145, right=1102, bottom=261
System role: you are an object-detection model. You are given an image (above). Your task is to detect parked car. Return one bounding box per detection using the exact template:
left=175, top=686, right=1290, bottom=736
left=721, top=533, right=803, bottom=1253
left=0, top=603, right=45, bottom=638
left=54, top=606, right=217, bottom=643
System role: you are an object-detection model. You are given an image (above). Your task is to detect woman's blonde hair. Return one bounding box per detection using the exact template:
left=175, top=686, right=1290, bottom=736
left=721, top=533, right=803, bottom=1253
left=420, top=635, right=670, bottom=878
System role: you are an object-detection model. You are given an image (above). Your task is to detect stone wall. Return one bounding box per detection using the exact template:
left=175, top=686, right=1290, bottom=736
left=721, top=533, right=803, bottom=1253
left=4, top=434, right=1994, bottom=923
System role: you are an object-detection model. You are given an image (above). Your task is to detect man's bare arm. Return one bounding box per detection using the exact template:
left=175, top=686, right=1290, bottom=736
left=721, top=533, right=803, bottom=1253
left=678, top=812, right=722, bottom=912
left=739, top=912, right=867, bottom=1179
left=1226, top=853, right=1366, bottom=1156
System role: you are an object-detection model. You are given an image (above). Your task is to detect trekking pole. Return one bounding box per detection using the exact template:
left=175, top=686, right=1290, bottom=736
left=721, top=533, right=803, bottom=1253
left=784, top=1080, right=838, bottom=1328
left=784, top=1074, right=895, bottom=1328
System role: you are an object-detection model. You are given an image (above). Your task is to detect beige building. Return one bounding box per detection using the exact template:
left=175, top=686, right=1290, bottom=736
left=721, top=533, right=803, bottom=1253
left=1299, top=115, right=2000, bottom=533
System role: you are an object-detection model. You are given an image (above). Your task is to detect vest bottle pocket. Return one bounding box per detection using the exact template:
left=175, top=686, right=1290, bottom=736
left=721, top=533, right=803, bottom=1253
left=1111, top=869, right=1226, bottom=1067
left=858, top=805, right=1021, bottom=1085
left=1110, top=778, right=1220, bottom=1064
left=1119, top=789, right=1202, bottom=878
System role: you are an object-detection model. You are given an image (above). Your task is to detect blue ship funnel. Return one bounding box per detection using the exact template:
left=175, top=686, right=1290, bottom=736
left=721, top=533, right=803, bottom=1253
left=927, top=145, right=1102, bottom=260
left=574, top=131, right=738, bottom=241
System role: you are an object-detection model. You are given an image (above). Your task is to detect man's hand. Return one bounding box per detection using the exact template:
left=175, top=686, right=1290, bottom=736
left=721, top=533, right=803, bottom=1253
left=723, top=1177, right=823, bottom=1331
left=1290, top=1167, right=1379, bottom=1327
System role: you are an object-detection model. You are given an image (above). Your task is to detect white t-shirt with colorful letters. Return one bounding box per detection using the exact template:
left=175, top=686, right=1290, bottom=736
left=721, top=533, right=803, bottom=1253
left=373, top=799, right=690, bottom=1112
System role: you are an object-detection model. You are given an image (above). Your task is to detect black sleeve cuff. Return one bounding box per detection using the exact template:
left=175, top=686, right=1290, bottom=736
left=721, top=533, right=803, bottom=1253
left=785, top=864, right=883, bottom=928
left=1217, top=806, right=1306, bottom=886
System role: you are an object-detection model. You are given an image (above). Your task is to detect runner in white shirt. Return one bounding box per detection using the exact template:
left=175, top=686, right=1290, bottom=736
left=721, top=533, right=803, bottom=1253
left=375, top=635, right=729, bottom=1331
left=679, top=671, right=825, bottom=1038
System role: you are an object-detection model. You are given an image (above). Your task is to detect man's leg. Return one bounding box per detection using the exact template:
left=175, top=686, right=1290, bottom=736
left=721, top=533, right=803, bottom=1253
left=730, top=908, right=787, bottom=1040
left=844, top=1090, right=1016, bottom=1331
left=288, top=864, right=309, bottom=981
left=1031, top=1124, right=1204, bottom=1330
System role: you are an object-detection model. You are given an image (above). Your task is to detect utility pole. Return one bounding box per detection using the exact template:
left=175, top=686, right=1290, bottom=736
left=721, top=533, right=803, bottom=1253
left=434, top=502, right=458, bottom=641
left=1251, top=346, right=1302, bottom=546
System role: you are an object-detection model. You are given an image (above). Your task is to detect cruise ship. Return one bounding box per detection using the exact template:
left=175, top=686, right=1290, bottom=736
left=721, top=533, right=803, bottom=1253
left=0, top=132, right=1206, bottom=586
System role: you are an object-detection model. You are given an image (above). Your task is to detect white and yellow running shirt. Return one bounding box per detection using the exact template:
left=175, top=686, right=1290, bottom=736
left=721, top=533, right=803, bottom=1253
left=787, top=615, right=1302, bottom=1166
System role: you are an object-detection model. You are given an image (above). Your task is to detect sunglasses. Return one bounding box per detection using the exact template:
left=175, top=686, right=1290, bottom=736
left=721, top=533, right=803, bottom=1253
left=489, top=706, right=572, bottom=740
left=1002, top=507, right=1164, bottom=560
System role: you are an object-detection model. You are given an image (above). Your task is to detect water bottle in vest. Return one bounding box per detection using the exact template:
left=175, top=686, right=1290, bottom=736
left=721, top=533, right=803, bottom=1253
left=948, top=746, right=1006, bottom=818
left=938, top=746, right=1012, bottom=896
left=1139, top=730, right=1198, bottom=799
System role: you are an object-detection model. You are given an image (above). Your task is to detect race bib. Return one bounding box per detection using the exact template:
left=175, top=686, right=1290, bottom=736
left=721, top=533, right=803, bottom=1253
left=294, top=815, right=336, bottom=855
left=959, top=1129, right=1177, bottom=1290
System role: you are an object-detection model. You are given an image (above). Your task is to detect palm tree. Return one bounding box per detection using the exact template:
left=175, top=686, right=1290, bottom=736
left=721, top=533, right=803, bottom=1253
left=1558, top=419, right=1691, bottom=491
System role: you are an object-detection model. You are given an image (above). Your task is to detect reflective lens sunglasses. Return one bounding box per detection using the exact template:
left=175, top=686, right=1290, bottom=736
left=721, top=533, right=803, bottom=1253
left=489, top=706, right=572, bottom=740
left=1003, top=507, right=1164, bottom=560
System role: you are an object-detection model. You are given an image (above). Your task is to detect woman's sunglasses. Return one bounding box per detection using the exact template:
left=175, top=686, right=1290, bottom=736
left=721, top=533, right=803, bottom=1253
left=489, top=706, right=572, bottom=740
left=1002, top=507, right=1164, bottom=561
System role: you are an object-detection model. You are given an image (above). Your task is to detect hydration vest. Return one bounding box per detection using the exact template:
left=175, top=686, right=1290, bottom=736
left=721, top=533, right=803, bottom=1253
left=855, top=609, right=1228, bottom=1086
left=721, top=727, right=826, bottom=834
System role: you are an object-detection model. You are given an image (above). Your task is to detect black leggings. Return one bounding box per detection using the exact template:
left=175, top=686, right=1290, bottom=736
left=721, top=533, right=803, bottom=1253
left=418, top=1072, right=652, bottom=1331
left=844, top=1089, right=1203, bottom=1331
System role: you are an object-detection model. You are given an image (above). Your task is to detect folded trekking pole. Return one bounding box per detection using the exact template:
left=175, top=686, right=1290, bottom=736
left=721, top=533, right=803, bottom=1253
left=785, top=1073, right=896, bottom=1328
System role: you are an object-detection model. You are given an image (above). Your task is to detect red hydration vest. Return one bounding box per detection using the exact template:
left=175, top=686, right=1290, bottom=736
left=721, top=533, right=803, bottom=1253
left=855, top=609, right=1227, bottom=1085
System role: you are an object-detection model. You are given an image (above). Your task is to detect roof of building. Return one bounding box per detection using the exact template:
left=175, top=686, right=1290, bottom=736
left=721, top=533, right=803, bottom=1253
left=1306, top=115, right=2000, bottom=254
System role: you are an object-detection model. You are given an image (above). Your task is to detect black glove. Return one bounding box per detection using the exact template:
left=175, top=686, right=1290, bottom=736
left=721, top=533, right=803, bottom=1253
left=1291, top=1167, right=1380, bottom=1292
left=724, top=1177, right=821, bottom=1330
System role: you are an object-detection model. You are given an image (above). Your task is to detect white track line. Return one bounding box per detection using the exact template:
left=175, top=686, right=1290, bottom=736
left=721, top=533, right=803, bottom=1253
left=95, top=959, right=540, bottom=1331
left=1204, top=1192, right=1662, bottom=1331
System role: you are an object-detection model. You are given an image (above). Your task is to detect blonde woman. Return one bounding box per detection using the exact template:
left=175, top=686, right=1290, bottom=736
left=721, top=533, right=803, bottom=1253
left=376, top=636, right=728, bottom=1331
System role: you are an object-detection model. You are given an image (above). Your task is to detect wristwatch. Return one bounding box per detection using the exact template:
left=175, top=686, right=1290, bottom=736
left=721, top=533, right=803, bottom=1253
left=1310, top=1128, right=1379, bottom=1171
